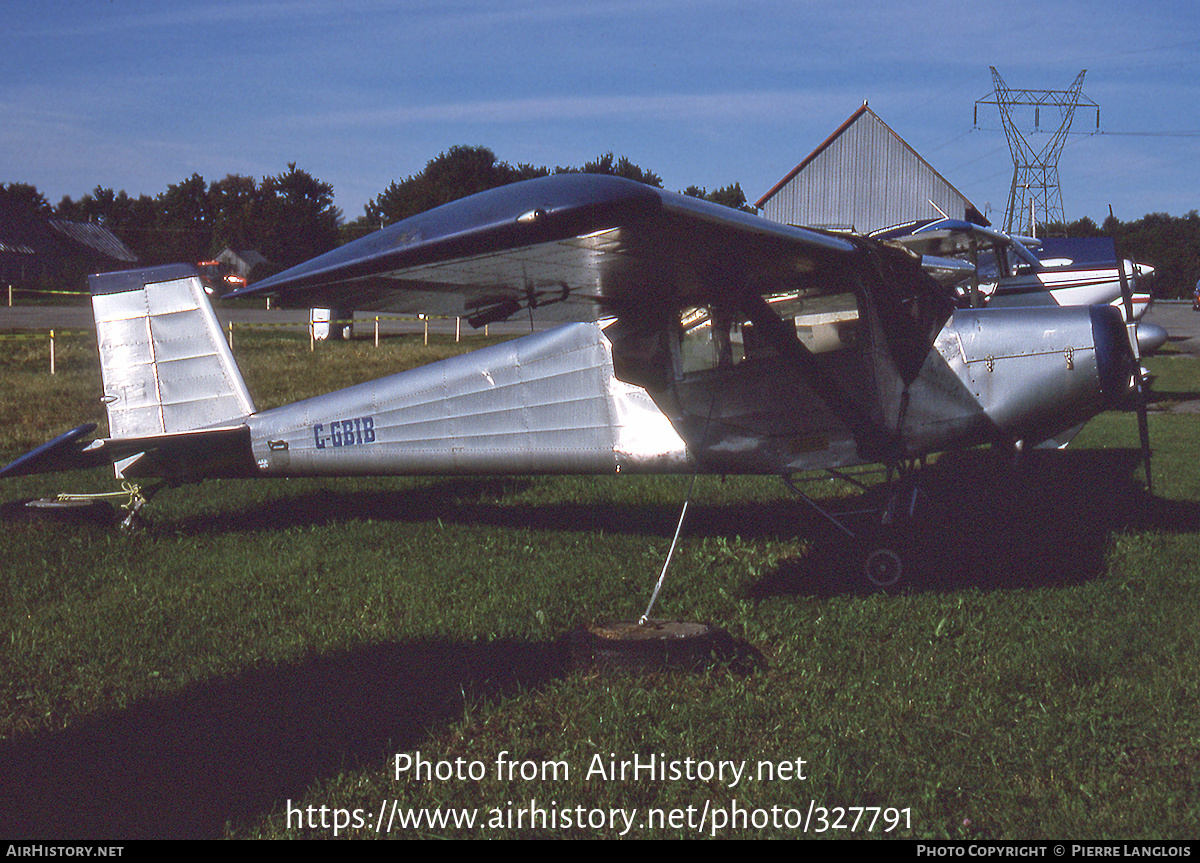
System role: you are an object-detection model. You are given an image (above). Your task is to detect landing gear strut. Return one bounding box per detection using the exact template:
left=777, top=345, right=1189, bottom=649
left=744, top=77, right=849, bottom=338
left=784, top=461, right=929, bottom=592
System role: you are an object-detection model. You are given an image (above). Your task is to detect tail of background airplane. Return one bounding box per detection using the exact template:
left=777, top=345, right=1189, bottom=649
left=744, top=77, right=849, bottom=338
left=90, top=265, right=256, bottom=440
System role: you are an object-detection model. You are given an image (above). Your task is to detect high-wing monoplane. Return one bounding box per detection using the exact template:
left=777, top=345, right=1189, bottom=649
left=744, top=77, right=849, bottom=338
left=2, top=175, right=1143, bottom=588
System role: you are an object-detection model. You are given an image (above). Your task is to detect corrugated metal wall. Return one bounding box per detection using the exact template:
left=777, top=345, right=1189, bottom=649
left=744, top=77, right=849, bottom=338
left=760, top=111, right=976, bottom=234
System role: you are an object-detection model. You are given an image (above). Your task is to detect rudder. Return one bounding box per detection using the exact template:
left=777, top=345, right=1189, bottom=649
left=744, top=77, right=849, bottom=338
left=89, top=264, right=256, bottom=439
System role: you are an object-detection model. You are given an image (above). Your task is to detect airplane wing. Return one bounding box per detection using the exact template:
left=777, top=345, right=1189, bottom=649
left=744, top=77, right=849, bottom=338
left=228, top=174, right=862, bottom=325
left=873, top=218, right=1043, bottom=270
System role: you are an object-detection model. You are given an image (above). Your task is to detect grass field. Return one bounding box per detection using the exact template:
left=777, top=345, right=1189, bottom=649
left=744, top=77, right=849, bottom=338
left=0, top=328, right=1197, bottom=839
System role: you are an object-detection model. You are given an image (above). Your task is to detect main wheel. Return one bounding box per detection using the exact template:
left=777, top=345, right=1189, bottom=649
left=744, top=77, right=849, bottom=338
left=863, top=546, right=903, bottom=589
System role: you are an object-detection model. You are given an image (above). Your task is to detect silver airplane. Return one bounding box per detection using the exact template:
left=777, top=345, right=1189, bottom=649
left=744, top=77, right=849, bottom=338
left=1, top=175, right=1143, bottom=588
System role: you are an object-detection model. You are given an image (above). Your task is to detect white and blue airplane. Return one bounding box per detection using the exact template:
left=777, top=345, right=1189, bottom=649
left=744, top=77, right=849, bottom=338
left=871, top=217, right=1166, bottom=354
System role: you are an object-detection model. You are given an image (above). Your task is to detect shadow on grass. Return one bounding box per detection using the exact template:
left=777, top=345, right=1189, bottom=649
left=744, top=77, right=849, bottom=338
left=164, top=475, right=846, bottom=543
left=1148, top=388, right=1200, bottom=406
left=158, top=447, right=1198, bottom=601
left=749, top=447, right=1200, bottom=598
left=0, top=637, right=568, bottom=839
left=1, top=450, right=1186, bottom=838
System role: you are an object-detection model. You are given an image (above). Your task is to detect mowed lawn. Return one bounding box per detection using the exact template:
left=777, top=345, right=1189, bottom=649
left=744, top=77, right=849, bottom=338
left=0, top=327, right=1197, bottom=839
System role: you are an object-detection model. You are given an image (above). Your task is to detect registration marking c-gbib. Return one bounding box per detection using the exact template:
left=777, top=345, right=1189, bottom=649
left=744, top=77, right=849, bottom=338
left=314, top=416, right=376, bottom=449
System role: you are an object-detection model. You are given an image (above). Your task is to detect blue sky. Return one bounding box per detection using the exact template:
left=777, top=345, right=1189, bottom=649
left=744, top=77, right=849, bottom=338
left=4, top=0, right=1199, bottom=226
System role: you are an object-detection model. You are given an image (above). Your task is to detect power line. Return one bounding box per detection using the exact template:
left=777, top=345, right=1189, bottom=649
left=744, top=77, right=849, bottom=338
left=1097, top=130, right=1200, bottom=137
left=922, top=127, right=977, bottom=156
left=974, top=127, right=1200, bottom=138
left=975, top=67, right=1095, bottom=235
left=944, top=144, right=1009, bottom=175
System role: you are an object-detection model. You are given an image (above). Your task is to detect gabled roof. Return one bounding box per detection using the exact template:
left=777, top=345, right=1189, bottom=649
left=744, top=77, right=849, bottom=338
left=755, top=103, right=986, bottom=227
left=219, top=247, right=270, bottom=268
left=49, top=220, right=139, bottom=263
left=0, top=200, right=59, bottom=257
left=1, top=202, right=140, bottom=275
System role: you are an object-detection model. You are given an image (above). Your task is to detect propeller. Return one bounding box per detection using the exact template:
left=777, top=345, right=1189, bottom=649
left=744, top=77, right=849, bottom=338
left=1115, top=241, right=1153, bottom=495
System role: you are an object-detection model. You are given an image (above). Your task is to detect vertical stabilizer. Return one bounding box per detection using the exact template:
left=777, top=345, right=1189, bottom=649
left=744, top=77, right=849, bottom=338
left=89, top=265, right=256, bottom=439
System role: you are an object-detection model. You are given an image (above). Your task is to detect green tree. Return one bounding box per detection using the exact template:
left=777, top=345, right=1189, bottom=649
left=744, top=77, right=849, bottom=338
left=149, top=173, right=213, bottom=264
left=1053, top=210, right=1200, bottom=299
left=1116, top=211, right=1200, bottom=300
left=1061, top=216, right=1101, bottom=237
left=257, top=163, right=342, bottom=267
left=0, top=182, right=53, bottom=217
left=49, top=166, right=342, bottom=267
left=363, top=147, right=672, bottom=227
left=364, top=145, right=546, bottom=225
left=568, top=152, right=662, bottom=187
left=207, top=174, right=264, bottom=253
left=683, top=182, right=753, bottom=212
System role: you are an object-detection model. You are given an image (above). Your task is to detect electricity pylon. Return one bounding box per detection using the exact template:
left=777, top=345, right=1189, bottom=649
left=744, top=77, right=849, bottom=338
left=975, top=67, right=1099, bottom=236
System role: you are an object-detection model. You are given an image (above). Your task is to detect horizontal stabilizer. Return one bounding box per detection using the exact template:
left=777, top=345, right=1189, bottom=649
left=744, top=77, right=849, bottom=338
left=0, top=425, right=255, bottom=481
left=0, top=424, right=105, bottom=478
left=96, top=425, right=256, bottom=480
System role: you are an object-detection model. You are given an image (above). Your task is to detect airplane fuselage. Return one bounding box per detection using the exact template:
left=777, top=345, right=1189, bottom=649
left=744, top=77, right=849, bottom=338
left=235, top=304, right=1133, bottom=481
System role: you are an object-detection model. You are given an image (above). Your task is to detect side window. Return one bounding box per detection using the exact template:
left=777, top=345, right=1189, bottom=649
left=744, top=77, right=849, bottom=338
left=678, top=306, right=741, bottom=374
left=869, top=243, right=957, bottom=382
left=677, top=290, right=862, bottom=376
left=789, top=290, right=862, bottom=354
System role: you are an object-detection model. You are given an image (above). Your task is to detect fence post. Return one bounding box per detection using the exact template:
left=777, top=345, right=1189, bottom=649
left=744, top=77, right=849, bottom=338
left=456, top=316, right=461, bottom=342
left=49, top=329, right=55, bottom=375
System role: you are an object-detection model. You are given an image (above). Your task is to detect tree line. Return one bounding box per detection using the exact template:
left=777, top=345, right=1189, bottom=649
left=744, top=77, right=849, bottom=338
left=3, top=144, right=1196, bottom=297
left=357, top=145, right=751, bottom=230
left=1, top=146, right=750, bottom=283
left=2, top=164, right=342, bottom=276
left=1049, top=213, right=1200, bottom=301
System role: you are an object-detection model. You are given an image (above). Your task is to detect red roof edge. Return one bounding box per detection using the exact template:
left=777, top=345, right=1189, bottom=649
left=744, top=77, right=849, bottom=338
left=754, top=103, right=988, bottom=226
left=755, top=103, right=871, bottom=209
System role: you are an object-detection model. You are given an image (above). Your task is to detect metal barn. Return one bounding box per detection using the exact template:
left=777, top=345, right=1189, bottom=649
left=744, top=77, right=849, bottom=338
left=756, top=103, right=986, bottom=234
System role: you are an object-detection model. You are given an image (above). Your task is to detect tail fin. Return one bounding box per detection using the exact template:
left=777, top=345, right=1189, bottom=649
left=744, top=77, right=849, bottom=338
left=90, top=265, right=256, bottom=439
